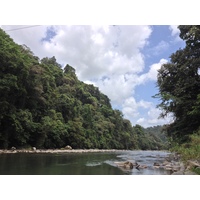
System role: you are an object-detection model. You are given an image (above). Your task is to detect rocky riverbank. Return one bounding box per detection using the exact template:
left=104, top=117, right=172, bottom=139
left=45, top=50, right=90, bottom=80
left=153, top=153, right=200, bottom=175
left=0, top=147, right=126, bottom=154
left=113, top=152, right=200, bottom=175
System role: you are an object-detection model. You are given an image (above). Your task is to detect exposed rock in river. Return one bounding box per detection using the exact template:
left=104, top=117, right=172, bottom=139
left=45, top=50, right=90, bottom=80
left=162, top=153, right=199, bottom=175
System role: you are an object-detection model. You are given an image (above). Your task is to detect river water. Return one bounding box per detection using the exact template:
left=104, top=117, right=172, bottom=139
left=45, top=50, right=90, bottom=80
left=0, top=150, right=172, bottom=175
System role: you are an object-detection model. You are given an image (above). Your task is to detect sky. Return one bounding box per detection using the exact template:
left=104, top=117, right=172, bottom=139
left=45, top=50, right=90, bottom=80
left=1, top=25, right=185, bottom=127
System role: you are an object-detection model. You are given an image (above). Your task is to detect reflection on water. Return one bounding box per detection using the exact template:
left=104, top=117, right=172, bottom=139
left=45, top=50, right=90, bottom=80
left=0, top=150, right=171, bottom=175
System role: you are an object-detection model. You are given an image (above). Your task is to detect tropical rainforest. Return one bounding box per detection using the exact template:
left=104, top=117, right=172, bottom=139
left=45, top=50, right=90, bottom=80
left=0, top=28, right=167, bottom=150
left=155, top=25, right=200, bottom=162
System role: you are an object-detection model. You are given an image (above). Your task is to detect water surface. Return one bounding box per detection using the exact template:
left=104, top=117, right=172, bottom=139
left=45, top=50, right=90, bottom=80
left=0, top=150, right=171, bottom=175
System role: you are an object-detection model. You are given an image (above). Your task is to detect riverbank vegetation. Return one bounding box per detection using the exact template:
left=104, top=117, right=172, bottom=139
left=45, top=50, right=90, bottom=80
left=0, top=28, right=167, bottom=150
left=170, top=131, right=200, bottom=162
left=155, top=25, right=200, bottom=173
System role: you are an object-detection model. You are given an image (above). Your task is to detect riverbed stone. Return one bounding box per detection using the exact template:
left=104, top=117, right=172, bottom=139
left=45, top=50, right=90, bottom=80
left=153, top=162, right=160, bottom=166
left=139, top=165, right=148, bottom=169
left=11, top=146, right=16, bottom=151
left=162, top=161, right=170, bottom=166
left=115, top=161, right=134, bottom=169
left=187, top=160, right=200, bottom=169
left=184, top=170, right=197, bottom=175
left=32, top=147, right=36, bottom=151
left=64, top=145, right=72, bottom=150
left=172, top=166, right=181, bottom=172
left=171, top=171, right=184, bottom=175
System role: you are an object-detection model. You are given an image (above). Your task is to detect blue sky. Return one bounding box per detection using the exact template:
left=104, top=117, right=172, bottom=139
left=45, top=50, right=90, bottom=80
left=1, top=25, right=185, bottom=127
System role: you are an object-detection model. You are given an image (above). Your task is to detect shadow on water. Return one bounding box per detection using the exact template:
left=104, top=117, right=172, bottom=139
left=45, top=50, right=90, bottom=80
left=0, top=150, right=171, bottom=175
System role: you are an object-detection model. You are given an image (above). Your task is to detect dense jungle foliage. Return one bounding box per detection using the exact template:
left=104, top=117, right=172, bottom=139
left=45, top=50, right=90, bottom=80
left=156, top=25, right=200, bottom=166
left=0, top=28, right=166, bottom=150
left=156, top=25, right=200, bottom=144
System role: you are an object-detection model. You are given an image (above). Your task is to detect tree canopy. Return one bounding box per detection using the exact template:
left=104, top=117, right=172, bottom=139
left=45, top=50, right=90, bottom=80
left=156, top=25, right=200, bottom=143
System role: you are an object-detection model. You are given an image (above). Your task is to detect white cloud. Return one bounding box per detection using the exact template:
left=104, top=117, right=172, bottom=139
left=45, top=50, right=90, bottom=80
left=138, top=58, right=168, bottom=84
left=136, top=118, right=145, bottom=124
left=97, top=75, right=135, bottom=105
left=169, top=25, right=180, bottom=36
left=145, top=58, right=168, bottom=81
left=122, top=97, right=140, bottom=119
left=136, top=107, right=174, bottom=128
left=147, top=107, right=173, bottom=125
left=122, top=97, right=162, bottom=127
left=1, top=25, right=48, bottom=58
left=153, top=40, right=169, bottom=55
left=169, top=25, right=182, bottom=42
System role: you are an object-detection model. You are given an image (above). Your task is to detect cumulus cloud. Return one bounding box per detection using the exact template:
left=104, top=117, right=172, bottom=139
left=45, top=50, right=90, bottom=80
left=47, top=25, right=151, bottom=81
left=121, top=96, right=173, bottom=128
left=169, top=25, right=182, bottom=42
left=137, top=58, right=168, bottom=85
left=136, top=107, right=174, bottom=128
left=169, top=25, right=180, bottom=36
left=122, top=97, right=153, bottom=121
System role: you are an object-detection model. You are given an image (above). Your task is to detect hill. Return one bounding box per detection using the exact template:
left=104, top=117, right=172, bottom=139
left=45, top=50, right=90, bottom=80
left=0, top=28, right=168, bottom=150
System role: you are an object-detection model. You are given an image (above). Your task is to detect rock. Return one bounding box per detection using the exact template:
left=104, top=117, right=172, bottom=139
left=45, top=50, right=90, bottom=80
left=172, top=166, right=181, bottom=172
left=11, top=147, right=16, bottom=151
left=162, top=161, right=170, bottom=166
left=187, top=160, right=200, bottom=169
left=184, top=170, right=197, bottom=175
left=139, top=165, right=148, bottom=169
left=179, top=162, right=185, bottom=172
left=32, top=147, right=36, bottom=151
left=124, top=161, right=134, bottom=169
left=65, top=145, right=72, bottom=150
left=115, top=161, right=134, bottom=169
left=171, top=171, right=184, bottom=175
left=165, top=164, right=172, bottom=168
left=165, top=166, right=173, bottom=171
left=153, top=162, right=160, bottom=166
left=134, top=163, right=148, bottom=170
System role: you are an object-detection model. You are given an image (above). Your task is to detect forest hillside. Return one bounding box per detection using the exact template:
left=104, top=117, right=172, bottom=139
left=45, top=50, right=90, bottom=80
left=0, top=28, right=167, bottom=150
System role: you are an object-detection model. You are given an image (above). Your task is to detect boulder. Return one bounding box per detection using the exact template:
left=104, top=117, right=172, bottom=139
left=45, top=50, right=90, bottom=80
left=11, top=147, right=16, bottom=151
left=184, top=170, right=197, bottom=175
left=115, top=161, right=148, bottom=170
left=138, top=165, right=148, bottom=169
left=115, top=161, right=134, bottom=169
left=124, top=161, right=134, bottom=169
left=179, top=162, right=185, bottom=172
left=65, top=145, right=72, bottom=150
left=153, top=162, right=160, bottom=166
left=171, top=171, right=184, bottom=175
left=172, top=166, right=181, bottom=172
left=32, top=147, right=36, bottom=151
left=162, top=161, right=170, bottom=166
left=187, top=160, right=200, bottom=169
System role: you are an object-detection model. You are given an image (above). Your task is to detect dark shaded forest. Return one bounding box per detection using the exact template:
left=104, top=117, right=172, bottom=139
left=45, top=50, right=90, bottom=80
left=0, top=28, right=167, bottom=150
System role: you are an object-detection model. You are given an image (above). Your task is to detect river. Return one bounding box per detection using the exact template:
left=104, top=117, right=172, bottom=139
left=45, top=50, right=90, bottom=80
left=0, top=150, right=172, bottom=175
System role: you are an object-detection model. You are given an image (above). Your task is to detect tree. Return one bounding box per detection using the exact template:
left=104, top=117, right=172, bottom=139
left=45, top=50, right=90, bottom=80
left=156, top=25, right=200, bottom=143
